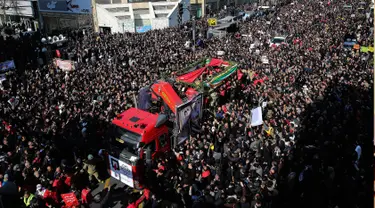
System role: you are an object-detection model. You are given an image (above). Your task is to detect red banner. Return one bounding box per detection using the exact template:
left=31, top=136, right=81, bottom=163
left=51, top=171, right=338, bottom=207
left=185, top=88, right=199, bottom=100
left=61, top=193, right=79, bottom=207
left=237, top=70, right=244, bottom=80
left=177, top=67, right=206, bottom=83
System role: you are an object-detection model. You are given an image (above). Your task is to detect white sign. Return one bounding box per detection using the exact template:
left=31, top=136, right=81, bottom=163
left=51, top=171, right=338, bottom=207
left=108, top=155, right=120, bottom=180
left=251, top=107, right=263, bottom=127
left=54, top=59, right=74, bottom=72
left=119, top=160, right=134, bottom=188
left=217, top=51, right=225, bottom=56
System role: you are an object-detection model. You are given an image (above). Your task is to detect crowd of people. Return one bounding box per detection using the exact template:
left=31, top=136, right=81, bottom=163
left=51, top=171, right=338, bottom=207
left=0, top=0, right=373, bottom=207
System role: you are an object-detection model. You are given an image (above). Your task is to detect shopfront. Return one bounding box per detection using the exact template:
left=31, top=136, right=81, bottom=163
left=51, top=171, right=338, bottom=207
left=37, top=0, right=93, bottom=33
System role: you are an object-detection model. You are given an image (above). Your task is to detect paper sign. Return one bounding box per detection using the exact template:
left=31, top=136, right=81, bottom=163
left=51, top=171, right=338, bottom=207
left=251, top=107, right=263, bottom=127
left=207, top=18, right=217, bottom=26
left=118, top=160, right=134, bottom=188
left=108, top=155, right=120, bottom=180
left=54, top=59, right=74, bottom=72
left=61, top=193, right=79, bottom=207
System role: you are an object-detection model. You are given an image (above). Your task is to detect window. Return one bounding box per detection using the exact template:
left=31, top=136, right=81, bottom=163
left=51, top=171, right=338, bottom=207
left=156, top=14, right=168, bottom=18
left=159, top=134, right=167, bottom=148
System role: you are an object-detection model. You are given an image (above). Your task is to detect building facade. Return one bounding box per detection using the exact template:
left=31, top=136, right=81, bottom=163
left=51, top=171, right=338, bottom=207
left=37, top=0, right=93, bottom=33
left=0, top=0, right=39, bottom=30
left=96, top=0, right=190, bottom=33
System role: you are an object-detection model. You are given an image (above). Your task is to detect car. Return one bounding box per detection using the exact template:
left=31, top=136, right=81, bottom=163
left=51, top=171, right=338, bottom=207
left=269, top=36, right=287, bottom=47
left=343, top=34, right=357, bottom=50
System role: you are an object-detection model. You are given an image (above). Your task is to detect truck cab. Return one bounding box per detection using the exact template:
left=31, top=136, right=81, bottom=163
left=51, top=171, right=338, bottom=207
left=109, top=108, right=171, bottom=189
left=107, top=80, right=203, bottom=190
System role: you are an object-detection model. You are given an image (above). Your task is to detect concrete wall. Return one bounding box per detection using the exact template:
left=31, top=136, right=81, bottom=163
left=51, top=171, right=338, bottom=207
left=122, top=19, right=136, bottom=32
left=182, top=0, right=191, bottom=21
left=168, top=6, right=178, bottom=27
left=96, top=3, right=135, bottom=33
left=96, top=0, right=189, bottom=33
left=97, top=4, right=119, bottom=31
left=151, top=18, right=169, bottom=29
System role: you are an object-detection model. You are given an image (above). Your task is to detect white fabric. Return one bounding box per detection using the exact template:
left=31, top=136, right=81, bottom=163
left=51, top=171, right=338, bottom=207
left=251, top=107, right=263, bottom=127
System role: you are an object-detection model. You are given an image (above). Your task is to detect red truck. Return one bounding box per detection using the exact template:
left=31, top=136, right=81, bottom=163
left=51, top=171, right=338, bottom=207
left=106, top=80, right=203, bottom=190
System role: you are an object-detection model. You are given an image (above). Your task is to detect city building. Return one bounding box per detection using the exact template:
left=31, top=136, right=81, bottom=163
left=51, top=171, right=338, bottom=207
left=37, top=0, right=94, bottom=33
left=95, top=0, right=190, bottom=33
left=0, top=0, right=39, bottom=30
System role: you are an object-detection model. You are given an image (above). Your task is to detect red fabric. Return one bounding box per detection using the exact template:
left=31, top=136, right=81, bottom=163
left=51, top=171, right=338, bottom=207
left=285, top=120, right=291, bottom=126
left=64, top=176, right=72, bottom=187
left=135, top=195, right=146, bottom=207
left=158, top=165, right=165, bottom=171
left=308, top=47, right=313, bottom=51
left=61, top=193, right=79, bottom=207
left=144, top=188, right=151, bottom=200
left=43, top=190, right=51, bottom=199
left=56, top=50, right=61, bottom=58
left=222, top=105, right=227, bottom=113
left=127, top=203, right=137, bottom=208
left=52, top=179, right=59, bottom=187
left=185, top=88, right=199, bottom=100
left=202, top=170, right=211, bottom=178
left=293, top=38, right=302, bottom=44
left=220, top=90, right=225, bottom=96
left=33, top=157, right=41, bottom=165
left=207, top=58, right=223, bottom=67
left=253, top=76, right=268, bottom=86
left=253, top=79, right=264, bottom=85
left=237, top=70, right=244, bottom=80
left=53, top=178, right=64, bottom=192
left=177, top=67, right=206, bottom=83
left=81, top=189, right=91, bottom=204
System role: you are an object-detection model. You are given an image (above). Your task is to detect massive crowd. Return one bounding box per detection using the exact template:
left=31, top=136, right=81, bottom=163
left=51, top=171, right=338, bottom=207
left=0, top=0, right=373, bottom=207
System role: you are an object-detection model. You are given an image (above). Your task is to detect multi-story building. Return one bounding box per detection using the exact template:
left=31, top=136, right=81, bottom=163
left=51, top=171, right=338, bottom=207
left=0, top=0, right=40, bottom=30
left=38, top=0, right=189, bottom=34
left=96, top=0, right=190, bottom=33
left=37, top=0, right=93, bottom=33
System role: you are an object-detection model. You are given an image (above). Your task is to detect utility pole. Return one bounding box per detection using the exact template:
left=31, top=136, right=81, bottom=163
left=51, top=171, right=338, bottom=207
left=201, top=0, right=205, bottom=17
left=192, top=16, right=196, bottom=53
left=1, top=0, right=7, bottom=26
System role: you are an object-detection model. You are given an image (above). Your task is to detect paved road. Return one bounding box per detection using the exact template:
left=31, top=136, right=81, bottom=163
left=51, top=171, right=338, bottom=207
left=91, top=177, right=129, bottom=208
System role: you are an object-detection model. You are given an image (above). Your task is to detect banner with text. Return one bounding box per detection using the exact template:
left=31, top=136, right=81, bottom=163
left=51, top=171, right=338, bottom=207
left=54, top=58, right=74, bottom=72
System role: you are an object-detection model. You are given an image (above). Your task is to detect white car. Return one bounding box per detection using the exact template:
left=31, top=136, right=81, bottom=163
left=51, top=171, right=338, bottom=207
left=269, top=36, right=287, bottom=47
